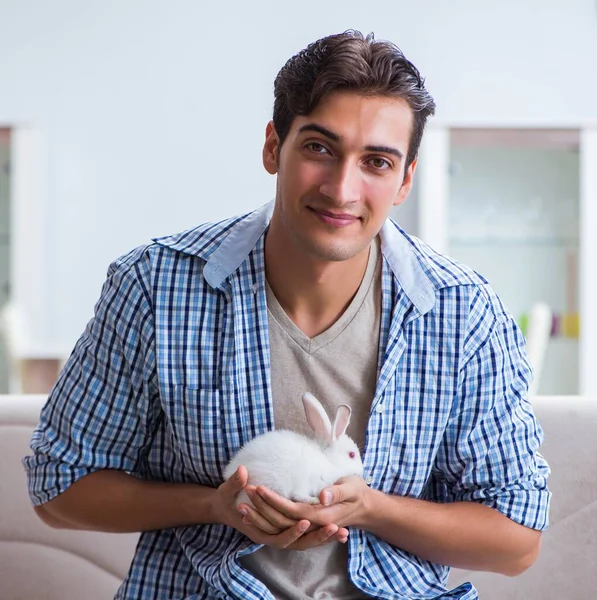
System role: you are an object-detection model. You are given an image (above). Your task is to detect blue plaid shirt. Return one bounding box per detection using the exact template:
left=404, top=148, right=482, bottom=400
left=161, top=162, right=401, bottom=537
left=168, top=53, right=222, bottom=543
left=24, top=201, right=550, bottom=600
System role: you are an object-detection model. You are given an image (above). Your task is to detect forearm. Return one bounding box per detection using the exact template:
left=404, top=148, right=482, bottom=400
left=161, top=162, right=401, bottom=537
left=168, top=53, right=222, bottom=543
left=34, top=469, right=219, bottom=533
left=361, top=489, right=541, bottom=576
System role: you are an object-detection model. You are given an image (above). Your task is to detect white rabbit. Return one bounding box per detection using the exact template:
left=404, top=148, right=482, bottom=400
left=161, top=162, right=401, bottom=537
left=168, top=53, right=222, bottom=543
left=223, top=392, right=364, bottom=507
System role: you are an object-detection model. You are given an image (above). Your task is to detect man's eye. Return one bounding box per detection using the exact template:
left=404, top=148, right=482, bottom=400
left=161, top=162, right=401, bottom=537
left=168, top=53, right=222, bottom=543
left=307, top=143, right=328, bottom=154
left=370, top=157, right=391, bottom=169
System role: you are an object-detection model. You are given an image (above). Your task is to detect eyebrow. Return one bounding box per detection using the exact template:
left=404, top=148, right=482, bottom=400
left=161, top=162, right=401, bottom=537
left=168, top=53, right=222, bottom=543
left=298, top=123, right=340, bottom=142
left=364, top=144, right=404, bottom=160
left=297, top=123, right=404, bottom=160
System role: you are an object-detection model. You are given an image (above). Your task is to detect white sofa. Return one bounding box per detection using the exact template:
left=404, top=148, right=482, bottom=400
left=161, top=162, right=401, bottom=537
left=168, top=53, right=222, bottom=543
left=1, top=394, right=596, bottom=599
left=448, top=395, right=597, bottom=597
left=0, top=395, right=138, bottom=600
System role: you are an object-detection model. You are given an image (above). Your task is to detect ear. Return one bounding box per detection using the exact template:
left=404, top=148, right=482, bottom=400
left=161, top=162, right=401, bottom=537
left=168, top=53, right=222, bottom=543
left=263, top=121, right=280, bottom=175
left=332, top=405, right=351, bottom=441
left=302, top=392, right=332, bottom=442
left=393, top=156, right=418, bottom=207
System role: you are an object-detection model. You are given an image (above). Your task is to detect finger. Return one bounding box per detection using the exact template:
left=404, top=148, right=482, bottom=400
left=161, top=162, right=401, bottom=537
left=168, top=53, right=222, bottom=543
left=331, top=527, right=349, bottom=544
left=320, top=475, right=365, bottom=506
left=297, top=525, right=349, bottom=547
left=254, top=486, right=309, bottom=520
left=253, top=487, right=342, bottom=529
left=288, top=524, right=339, bottom=551
left=224, top=465, right=248, bottom=495
left=270, top=519, right=312, bottom=549
left=320, top=488, right=334, bottom=506
left=238, top=503, right=283, bottom=535
left=320, top=482, right=349, bottom=506
left=304, top=522, right=319, bottom=534
left=247, top=489, right=299, bottom=529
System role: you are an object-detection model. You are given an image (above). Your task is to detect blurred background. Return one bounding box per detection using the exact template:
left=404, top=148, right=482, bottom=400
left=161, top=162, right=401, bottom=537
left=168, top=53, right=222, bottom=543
left=0, top=0, right=596, bottom=396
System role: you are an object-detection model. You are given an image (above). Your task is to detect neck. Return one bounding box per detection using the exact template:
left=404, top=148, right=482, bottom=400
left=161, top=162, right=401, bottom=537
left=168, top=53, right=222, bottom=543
left=265, top=222, right=372, bottom=338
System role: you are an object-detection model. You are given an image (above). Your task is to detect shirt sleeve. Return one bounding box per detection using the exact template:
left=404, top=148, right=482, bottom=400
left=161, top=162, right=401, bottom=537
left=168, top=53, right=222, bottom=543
left=22, top=249, right=160, bottom=506
left=429, top=284, right=551, bottom=531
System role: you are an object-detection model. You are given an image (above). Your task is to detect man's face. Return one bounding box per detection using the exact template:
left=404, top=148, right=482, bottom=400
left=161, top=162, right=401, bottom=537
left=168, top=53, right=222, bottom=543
left=263, top=91, right=416, bottom=263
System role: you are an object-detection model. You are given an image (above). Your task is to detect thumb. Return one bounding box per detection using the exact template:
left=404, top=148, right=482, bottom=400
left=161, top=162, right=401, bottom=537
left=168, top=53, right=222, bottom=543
left=320, top=476, right=358, bottom=506
left=225, top=465, right=248, bottom=494
left=320, top=484, right=343, bottom=506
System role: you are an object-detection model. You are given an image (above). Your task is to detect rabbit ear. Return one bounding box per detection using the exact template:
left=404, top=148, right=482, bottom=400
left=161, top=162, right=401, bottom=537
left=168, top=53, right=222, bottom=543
left=302, top=392, right=332, bottom=442
left=332, top=405, right=351, bottom=441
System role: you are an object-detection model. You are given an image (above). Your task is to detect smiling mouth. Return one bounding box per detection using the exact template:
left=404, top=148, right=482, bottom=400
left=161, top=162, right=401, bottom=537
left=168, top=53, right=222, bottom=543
left=308, top=207, right=360, bottom=226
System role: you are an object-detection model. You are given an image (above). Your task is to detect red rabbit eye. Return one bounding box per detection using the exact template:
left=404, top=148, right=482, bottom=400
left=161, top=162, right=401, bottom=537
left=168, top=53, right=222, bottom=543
left=349, top=451, right=355, bottom=459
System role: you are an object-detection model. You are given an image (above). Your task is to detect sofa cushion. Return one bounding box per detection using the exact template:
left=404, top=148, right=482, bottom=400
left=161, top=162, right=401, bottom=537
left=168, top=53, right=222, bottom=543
left=0, top=395, right=139, bottom=600
left=449, top=396, right=597, bottom=598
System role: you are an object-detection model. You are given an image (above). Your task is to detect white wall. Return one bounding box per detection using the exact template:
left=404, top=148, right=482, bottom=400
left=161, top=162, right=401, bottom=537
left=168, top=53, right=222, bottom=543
left=0, top=0, right=596, bottom=353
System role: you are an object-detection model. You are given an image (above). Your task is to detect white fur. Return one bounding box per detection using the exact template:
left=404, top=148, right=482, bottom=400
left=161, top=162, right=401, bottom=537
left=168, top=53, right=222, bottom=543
left=222, top=393, right=364, bottom=506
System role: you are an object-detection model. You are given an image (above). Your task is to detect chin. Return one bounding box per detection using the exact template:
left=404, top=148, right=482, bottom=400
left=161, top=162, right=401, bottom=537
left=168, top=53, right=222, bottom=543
left=302, top=240, right=363, bottom=262
left=293, top=231, right=364, bottom=263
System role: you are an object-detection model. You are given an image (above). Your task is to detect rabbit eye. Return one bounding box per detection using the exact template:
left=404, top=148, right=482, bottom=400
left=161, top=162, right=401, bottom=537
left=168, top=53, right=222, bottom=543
left=349, top=451, right=355, bottom=459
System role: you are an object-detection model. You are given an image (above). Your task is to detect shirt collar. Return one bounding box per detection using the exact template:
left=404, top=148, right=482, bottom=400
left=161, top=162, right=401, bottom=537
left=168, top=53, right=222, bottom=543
left=203, top=200, right=436, bottom=315
left=202, top=201, right=275, bottom=289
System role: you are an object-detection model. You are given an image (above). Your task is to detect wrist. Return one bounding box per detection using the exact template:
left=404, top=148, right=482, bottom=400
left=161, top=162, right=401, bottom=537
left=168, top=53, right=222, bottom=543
left=357, top=487, right=412, bottom=534
left=355, top=486, right=386, bottom=529
left=203, top=485, right=225, bottom=525
left=174, top=483, right=222, bottom=526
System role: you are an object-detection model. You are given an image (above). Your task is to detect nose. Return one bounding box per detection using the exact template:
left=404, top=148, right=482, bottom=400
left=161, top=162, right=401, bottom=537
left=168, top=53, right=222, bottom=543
left=319, top=160, right=362, bottom=205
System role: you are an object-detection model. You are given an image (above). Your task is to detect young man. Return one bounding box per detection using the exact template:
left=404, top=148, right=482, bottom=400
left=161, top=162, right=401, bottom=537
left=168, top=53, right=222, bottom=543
left=24, top=30, right=550, bottom=600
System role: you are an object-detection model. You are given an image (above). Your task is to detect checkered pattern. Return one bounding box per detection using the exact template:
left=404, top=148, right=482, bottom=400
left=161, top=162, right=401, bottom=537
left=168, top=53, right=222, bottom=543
left=23, top=201, right=550, bottom=600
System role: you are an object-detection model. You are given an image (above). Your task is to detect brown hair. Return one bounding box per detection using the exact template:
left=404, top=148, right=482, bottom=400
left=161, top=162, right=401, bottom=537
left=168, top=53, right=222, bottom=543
left=273, top=30, right=436, bottom=172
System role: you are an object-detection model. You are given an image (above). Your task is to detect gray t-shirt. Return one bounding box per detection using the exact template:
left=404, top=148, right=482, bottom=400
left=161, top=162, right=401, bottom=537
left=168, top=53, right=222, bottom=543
left=240, top=239, right=381, bottom=599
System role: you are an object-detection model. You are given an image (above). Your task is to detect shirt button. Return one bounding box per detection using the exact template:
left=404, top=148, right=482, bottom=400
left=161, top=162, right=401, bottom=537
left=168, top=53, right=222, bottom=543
left=358, top=543, right=364, bottom=553
left=375, top=404, right=383, bottom=413
left=365, top=476, right=373, bottom=485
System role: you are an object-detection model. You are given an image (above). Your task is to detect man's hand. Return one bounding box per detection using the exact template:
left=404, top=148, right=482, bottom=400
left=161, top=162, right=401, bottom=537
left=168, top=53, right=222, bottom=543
left=238, top=475, right=371, bottom=538
left=213, top=466, right=349, bottom=550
